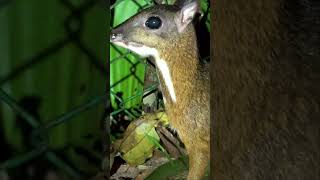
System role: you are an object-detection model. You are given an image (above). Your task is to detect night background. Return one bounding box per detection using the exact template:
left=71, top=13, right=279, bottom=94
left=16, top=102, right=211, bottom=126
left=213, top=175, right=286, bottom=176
left=0, top=0, right=107, bottom=179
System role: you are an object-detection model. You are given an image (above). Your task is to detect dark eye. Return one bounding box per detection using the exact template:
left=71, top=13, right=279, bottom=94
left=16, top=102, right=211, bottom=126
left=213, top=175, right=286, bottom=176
left=145, top=16, right=162, bottom=29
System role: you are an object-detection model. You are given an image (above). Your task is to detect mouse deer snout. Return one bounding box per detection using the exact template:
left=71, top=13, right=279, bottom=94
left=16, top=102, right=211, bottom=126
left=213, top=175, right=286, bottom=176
left=110, top=29, right=124, bottom=42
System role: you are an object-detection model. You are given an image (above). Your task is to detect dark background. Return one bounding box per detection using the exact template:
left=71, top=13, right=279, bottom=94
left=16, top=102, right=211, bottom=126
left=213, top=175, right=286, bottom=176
left=0, top=0, right=108, bottom=179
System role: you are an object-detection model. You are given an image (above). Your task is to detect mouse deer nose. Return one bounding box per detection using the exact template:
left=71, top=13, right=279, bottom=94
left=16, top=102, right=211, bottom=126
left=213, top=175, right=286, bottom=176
left=110, top=30, right=123, bottom=42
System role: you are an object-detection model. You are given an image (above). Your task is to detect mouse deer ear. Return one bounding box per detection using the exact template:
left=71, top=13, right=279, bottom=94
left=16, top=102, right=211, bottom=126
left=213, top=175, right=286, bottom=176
left=174, top=1, right=199, bottom=33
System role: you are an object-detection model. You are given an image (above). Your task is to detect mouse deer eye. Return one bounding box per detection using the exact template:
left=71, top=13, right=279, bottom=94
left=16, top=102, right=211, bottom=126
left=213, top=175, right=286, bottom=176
left=145, top=16, right=162, bottom=29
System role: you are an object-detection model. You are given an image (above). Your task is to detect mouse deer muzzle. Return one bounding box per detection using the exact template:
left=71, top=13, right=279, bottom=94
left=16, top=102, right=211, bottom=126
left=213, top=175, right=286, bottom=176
left=110, top=31, right=123, bottom=43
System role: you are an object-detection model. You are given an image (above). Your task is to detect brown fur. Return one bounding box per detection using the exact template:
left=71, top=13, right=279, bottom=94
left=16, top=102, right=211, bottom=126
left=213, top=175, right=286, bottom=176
left=211, top=0, right=320, bottom=179
left=157, top=26, right=210, bottom=180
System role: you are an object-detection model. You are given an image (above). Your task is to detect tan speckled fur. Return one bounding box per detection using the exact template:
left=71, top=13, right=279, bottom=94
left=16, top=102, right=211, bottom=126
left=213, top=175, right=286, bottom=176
left=157, top=26, right=210, bottom=180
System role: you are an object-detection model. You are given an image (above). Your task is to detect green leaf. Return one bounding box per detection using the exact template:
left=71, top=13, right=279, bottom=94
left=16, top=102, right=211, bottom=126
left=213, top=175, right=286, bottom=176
left=145, top=155, right=189, bottom=180
left=115, top=114, right=160, bottom=165
left=145, top=155, right=210, bottom=180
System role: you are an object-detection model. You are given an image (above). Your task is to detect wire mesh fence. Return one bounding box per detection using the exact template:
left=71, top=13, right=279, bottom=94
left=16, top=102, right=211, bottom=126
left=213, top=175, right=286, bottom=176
left=109, top=0, right=161, bottom=120
left=0, top=0, right=106, bottom=179
left=0, top=0, right=209, bottom=178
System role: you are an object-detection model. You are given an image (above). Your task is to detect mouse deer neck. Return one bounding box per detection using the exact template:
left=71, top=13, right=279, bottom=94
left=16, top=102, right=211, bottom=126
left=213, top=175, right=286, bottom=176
left=153, top=27, right=200, bottom=104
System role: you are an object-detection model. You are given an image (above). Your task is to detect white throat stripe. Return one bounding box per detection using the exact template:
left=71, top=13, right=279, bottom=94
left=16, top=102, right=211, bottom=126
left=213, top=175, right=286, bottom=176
left=155, top=59, right=177, bottom=102
left=113, top=42, right=177, bottom=103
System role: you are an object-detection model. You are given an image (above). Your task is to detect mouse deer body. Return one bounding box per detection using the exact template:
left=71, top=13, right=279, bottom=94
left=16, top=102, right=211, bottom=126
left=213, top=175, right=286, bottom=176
left=111, top=1, right=209, bottom=179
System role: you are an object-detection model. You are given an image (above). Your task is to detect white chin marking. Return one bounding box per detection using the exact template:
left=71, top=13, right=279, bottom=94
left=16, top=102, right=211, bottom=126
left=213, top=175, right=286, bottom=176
left=112, top=41, right=177, bottom=103
left=112, top=41, right=158, bottom=58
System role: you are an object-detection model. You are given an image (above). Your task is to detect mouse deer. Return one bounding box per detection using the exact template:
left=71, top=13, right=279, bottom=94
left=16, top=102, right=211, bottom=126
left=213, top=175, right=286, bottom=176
left=110, top=0, right=210, bottom=179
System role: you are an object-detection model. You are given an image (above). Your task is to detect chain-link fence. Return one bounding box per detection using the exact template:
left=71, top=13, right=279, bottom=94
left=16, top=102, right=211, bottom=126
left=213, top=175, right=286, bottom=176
left=109, top=0, right=162, bottom=126
left=0, top=0, right=209, bottom=178
left=0, top=0, right=106, bottom=179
